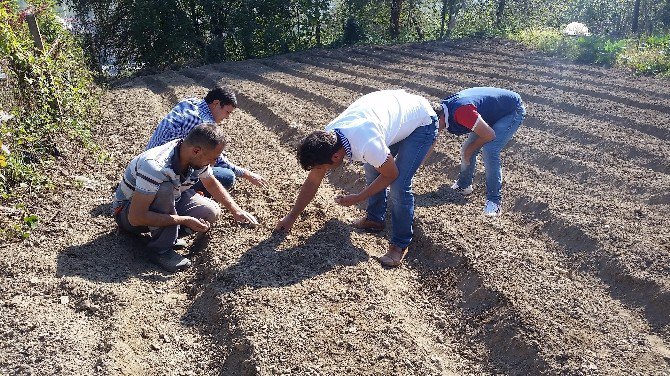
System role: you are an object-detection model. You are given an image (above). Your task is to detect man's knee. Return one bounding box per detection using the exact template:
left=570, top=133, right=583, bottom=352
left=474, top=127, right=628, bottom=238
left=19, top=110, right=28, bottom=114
left=195, top=197, right=221, bottom=224
left=207, top=203, right=222, bottom=224
left=213, top=167, right=236, bottom=189
left=389, top=178, right=413, bottom=203
left=482, top=149, right=501, bottom=166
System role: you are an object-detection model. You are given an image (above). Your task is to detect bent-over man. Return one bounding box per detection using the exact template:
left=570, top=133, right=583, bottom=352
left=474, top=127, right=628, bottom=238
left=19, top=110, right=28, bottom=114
left=276, top=90, right=438, bottom=267
left=435, top=87, right=525, bottom=216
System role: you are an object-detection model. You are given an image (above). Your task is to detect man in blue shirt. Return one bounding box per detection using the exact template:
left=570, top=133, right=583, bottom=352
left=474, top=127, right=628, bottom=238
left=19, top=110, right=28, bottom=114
left=435, top=87, right=525, bottom=216
left=146, top=84, right=267, bottom=194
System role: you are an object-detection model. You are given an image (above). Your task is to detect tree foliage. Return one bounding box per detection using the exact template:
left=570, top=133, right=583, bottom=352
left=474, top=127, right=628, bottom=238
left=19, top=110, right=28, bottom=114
left=0, top=0, right=98, bottom=192
left=58, top=0, right=670, bottom=75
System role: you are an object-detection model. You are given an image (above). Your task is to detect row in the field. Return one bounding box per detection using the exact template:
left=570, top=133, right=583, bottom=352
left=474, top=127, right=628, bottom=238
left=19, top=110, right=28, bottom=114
left=111, top=84, right=524, bottom=272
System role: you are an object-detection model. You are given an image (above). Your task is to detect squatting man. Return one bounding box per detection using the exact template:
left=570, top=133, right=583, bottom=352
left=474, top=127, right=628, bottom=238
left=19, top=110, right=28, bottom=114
left=146, top=84, right=267, bottom=193
left=112, top=124, right=258, bottom=272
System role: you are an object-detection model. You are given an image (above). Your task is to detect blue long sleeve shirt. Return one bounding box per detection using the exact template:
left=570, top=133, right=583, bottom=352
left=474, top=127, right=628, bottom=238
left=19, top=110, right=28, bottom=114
left=146, top=98, right=245, bottom=177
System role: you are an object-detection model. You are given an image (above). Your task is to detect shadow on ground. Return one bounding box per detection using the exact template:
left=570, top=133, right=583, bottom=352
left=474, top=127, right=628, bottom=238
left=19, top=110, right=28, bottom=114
left=214, top=218, right=368, bottom=292
left=409, top=223, right=552, bottom=374
left=512, top=195, right=670, bottom=335
left=180, top=219, right=370, bottom=375
left=415, top=183, right=469, bottom=207
left=56, top=230, right=170, bottom=283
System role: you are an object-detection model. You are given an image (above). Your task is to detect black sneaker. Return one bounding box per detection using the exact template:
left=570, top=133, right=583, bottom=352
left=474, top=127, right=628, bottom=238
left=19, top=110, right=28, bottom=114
left=149, top=248, right=191, bottom=272
left=451, top=180, right=474, bottom=195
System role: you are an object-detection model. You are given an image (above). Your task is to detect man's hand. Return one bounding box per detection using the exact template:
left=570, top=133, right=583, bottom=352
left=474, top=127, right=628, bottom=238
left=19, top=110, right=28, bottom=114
left=334, top=194, right=362, bottom=207
left=243, top=170, right=268, bottom=188
left=275, top=214, right=297, bottom=232
left=181, top=216, right=211, bottom=233
left=462, top=149, right=474, bottom=166
left=232, top=209, right=259, bottom=227
left=461, top=117, right=495, bottom=166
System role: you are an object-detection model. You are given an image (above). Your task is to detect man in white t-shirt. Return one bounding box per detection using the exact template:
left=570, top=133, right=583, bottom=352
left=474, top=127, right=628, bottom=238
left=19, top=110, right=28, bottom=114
left=275, top=90, right=438, bottom=267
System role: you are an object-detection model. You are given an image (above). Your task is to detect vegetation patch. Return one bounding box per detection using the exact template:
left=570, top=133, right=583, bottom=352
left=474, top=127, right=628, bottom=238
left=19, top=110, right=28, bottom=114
left=511, top=27, right=670, bottom=76
left=0, top=0, right=100, bottom=239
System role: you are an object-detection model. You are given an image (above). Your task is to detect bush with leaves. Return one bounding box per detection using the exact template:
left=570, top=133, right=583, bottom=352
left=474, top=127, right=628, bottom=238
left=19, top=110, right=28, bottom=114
left=511, top=27, right=670, bottom=76
left=0, top=0, right=99, bottom=239
left=619, top=35, right=670, bottom=75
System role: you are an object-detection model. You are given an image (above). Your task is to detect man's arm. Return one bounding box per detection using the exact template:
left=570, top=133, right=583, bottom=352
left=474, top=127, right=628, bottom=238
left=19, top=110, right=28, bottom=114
left=335, top=154, right=398, bottom=207
left=217, top=154, right=268, bottom=188
left=201, top=175, right=258, bottom=225
left=127, top=192, right=210, bottom=232
left=462, top=117, right=495, bottom=164
left=275, top=167, right=328, bottom=231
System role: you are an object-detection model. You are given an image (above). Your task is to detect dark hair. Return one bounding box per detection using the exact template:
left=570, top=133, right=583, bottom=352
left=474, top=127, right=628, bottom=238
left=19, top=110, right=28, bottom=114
left=204, top=84, right=237, bottom=107
left=432, top=101, right=444, bottom=117
left=183, top=123, right=227, bottom=150
left=297, top=131, right=342, bottom=171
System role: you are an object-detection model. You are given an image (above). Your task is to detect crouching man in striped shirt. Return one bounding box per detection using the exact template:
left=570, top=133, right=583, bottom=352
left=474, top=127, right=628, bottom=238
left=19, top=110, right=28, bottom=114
left=113, top=124, right=259, bottom=272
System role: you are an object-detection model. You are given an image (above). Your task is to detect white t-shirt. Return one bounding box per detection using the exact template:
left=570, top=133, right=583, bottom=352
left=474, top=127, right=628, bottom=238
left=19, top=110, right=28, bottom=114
left=324, top=90, right=435, bottom=168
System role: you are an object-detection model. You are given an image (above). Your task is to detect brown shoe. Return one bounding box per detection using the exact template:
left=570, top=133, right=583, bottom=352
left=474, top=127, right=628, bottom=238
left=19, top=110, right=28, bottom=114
left=350, top=217, right=384, bottom=232
left=379, top=244, right=408, bottom=267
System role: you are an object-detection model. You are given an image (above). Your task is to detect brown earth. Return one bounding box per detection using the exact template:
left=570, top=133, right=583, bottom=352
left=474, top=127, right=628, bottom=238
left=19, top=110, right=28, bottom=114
left=1, top=38, right=669, bottom=375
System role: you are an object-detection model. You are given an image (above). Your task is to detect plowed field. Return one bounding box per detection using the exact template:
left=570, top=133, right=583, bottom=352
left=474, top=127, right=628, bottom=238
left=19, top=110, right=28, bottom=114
left=1, top=39, right=669, bottom=375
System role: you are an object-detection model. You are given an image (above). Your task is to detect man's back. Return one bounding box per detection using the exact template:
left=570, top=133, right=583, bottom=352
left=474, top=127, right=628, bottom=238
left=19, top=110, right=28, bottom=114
left=146, top=98, right=213, bottom=150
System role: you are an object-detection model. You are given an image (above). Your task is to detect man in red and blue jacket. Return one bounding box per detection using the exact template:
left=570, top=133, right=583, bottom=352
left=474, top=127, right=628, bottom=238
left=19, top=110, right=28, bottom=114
left=435, top=87, right=525, bottom=216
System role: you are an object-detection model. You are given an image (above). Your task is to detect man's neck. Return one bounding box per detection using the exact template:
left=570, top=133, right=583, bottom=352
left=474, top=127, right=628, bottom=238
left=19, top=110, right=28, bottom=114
left=177, top=144, right=191, bottom=175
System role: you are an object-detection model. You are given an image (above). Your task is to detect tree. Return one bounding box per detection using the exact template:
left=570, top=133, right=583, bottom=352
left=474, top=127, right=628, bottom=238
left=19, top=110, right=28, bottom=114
left=439, top=0, right=448, bottom=38
left=663, top=0, right=670, bottom=30
left=446, top=0, right=464, bottom=37
left=390, top=0, right=403, bottom=39
left=495, top=0, right=506, bottom=29
left=632, top=0, right=641, bottom=33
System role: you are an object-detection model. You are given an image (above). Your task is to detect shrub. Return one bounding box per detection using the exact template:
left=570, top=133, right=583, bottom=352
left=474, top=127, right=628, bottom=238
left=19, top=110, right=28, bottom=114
left=511, top=27, right=670, bottom=76
left=510, top=28, right=569, bottom=54
left=619, top=35, right=670, bottom=75
left=0, top=0, right=100, bottom=239
left=619, top=47, right=670, bottom=76
left=574, top=36, right=627, bottom=66
left=0, top=0, right=99, bottom=190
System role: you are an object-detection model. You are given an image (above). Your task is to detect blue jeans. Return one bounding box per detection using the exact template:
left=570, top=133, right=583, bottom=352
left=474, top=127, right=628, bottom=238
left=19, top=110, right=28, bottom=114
left=363, top=120, right=438, bottom=249
left=192, top=166, right=236, bottom=196
left=456, top=104, right=525, bottom=204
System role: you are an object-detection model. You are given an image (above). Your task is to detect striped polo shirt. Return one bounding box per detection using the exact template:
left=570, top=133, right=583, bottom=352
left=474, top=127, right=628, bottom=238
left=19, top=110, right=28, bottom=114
left=114, top=139, right=213, bottom=205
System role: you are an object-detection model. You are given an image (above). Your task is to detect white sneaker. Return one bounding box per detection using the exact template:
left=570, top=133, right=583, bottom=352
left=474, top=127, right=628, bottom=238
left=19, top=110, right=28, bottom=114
left=451, top=181, right=473, bottom=195
left=483, top=200, right=501, bottom=216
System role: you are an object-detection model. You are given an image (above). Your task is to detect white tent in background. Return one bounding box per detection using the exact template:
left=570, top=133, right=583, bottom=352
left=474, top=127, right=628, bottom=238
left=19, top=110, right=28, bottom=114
left=562, top=22, right=591, bottom=36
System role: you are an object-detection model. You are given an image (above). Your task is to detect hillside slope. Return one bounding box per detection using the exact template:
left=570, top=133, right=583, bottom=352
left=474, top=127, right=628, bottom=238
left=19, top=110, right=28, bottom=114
left=1, top=39, right=669, bottom=375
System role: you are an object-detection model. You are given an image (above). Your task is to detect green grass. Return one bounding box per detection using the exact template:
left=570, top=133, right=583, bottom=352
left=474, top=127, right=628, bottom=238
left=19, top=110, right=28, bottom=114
left=510, top=27, right=670, bottom=76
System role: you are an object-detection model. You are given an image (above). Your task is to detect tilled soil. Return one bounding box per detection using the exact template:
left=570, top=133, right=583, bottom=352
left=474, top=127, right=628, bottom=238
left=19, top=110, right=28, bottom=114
left=1, top=38, right=669, bottom=375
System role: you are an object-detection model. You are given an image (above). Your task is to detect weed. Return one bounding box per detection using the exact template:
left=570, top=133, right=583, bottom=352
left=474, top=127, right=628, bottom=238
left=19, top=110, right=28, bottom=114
left=0, top=1, right=100, bottom=239
left=510, top=27, right=670, bottom=76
